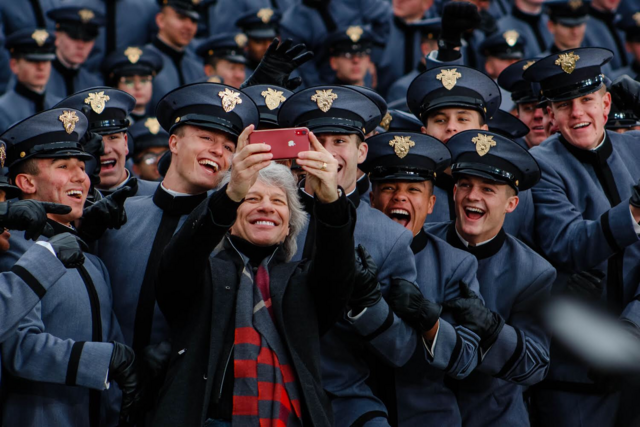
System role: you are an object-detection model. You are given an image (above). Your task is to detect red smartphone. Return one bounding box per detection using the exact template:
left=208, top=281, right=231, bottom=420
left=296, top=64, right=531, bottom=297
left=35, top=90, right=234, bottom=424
left=248, top=127, right=310, bottom=160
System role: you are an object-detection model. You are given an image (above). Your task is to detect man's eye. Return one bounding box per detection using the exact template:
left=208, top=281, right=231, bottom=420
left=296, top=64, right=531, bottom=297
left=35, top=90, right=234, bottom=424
left=224, top=145, right=234, bottom=152
left=484, top=187, right=494, bottom=193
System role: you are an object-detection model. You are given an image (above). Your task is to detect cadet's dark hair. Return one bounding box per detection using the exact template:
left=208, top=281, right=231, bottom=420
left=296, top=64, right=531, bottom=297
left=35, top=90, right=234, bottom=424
left=9, top=158, right=39, bottom=184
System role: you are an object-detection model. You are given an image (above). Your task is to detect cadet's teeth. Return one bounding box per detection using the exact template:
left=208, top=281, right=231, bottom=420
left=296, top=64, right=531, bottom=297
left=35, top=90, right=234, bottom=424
left=198, top=159, right=220, bottom=172
left=573, top=122, right=590, bottom=129
left=101, top=160, right=116, bottom=166
left=390, top=209, right=409, bottom=216
left=466, top=207, right=484, bottom=214
left=66, top=190, right=82, bottom=198
left=255, top=221, right=275, bottom=226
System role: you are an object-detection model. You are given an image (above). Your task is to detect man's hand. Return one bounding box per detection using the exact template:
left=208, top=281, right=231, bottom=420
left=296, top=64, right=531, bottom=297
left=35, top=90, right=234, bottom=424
left=350, top=245, right=382, bottom=312
left=240, top=38, right=313, bottom=90
left=565, top=270, right=605, bottom=301
left=225, top=125, right=273, bottom=203
left=297, top=132, right=339, bottom=204
left=79, top=184, right=136, bottom=241
left=47, top=232, right=86, bottom=268
left=0, top=200, right=71, bottom=240
left=631, top=179, right=640, bottom=223
left=443, top=282, right=504, bottom=349
left=388, top=278, right=441, bottom=332
left=611, top=76, right=640, bottom=118
left=109, top=342, right=143, bottom=426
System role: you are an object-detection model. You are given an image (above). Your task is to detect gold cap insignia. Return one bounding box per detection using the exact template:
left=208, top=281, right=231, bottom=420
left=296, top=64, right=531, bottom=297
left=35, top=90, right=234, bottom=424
left=311, top=89, right=338, bottom=113
left=59, top=110, right=80, bottom=134
left=568, top=0, right=583, bottom=10
left=78, top=9, right=95, bottom=23
left=84, top=91, right=111, bottom=114
left=436, top=68, right=462, bottom=90
left=31, top=29, right=49, bottom=47
left=389, top=135, right=415, bottom=159
left=0, top=143, right=6, bottom=168
left=124, top=47, right=142, bottom=64
left=175, top=116, right=181, bottom=123
left=257, top=8, right=274, bottom=23
left=346, top=26, right=363, bottom=43
left=208, top=76, right=222, bottom=83
left=20, top=152, right=25, bottom=158
left=235, top=33, right=248, bottom=48
left=555, top=51, right=580, bottom=74
left=144, top=117, right=161, bottom=135
left=523, top=60, right=536, bottom=71
left=472, top=133, right=496, bottom=156
left=218, top=88, right=243, bottom=113
left=634, top=12, right=640, bottom=26
left=193, top=0, right=201, bottom=4
left=503, top=30, right=519, bottom=47
left=261, top=88, right=287, bottom=110
left=380, top=112, right=393, bottom=131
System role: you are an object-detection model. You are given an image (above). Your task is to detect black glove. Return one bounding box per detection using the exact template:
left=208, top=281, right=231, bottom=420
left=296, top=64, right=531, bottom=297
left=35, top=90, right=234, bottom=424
left=142, top=340, right=172, bottom=379
left=350, top=245, right=382, bottom=311
left=565, top=270, right=605, bottom=300
left=240, top=38, right=314, bottom=90
left=109, top=342, right=143, bottom=426
left=439, top=2, right=480, bottom=48
left=443, top=282, right=504, bottom=350
left=611, top=75, right=640, bottom=118
left=0, top=200, right=71, bottom=240
left=81, top=130, right=105, bottom=188
left=387, top=278, right=441, bottom=332
left=631, top=179, right=640, bottom=209
left=47, top=232, right=87, bottom=268
left=79, top=184, right=136, bottom=241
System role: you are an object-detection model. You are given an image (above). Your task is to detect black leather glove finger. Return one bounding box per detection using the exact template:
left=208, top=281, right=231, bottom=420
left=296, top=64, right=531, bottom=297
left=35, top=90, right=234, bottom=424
left=47, top=232, right=86, bottom=268
left=611, top=75, right=640, bottom=117
left=109, top=342, right=143, bottom=426
left=80, top=185, right=134, bottom=240
left=388, top=278, right=441, bottom=332
left=107, top=184, right=137, bottom=228
left=284, top=77, right=303, bottom=90
left=565, top=270, right=605, bottom=300
left=631, top=179, right=640, bottom=208
left=351, top=245, right=382, bottom=311
left=0, top=200, right=72, bottom=241
left=443, top=283, right=504, bottom=349
left=240, top=38, right=313, bottom=88
left=142, top=340, right=172, bottom=379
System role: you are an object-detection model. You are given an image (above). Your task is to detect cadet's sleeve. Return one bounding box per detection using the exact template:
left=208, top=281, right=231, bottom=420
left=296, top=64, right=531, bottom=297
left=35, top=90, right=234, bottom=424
left=308, top=194, right=356, bottom=335
left=532, top=154, right=640, bottom=270
left=156, top=186, right=241, bottom=323
left=433, top=255, right=482, bottom=379
left=361, top=0, right=392, bottom=41
left=621, top=281, right=640, bottom=328
left=348, top=230, right=420, bottom=368
left=0, top=244, right=67, bottom=343
left=476, top=266, right=555, bottom=385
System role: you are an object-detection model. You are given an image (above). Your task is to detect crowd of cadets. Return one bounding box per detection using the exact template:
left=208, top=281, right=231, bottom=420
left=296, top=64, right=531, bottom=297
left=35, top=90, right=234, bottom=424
left=0, top=0, right=638, bottom=426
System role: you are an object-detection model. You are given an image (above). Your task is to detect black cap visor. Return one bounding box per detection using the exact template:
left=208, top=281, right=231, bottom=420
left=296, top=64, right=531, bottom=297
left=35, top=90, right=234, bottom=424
left=169, top=6, right=199, bottom=21
left=542, top=73, right=604, bottom=102
left=246, top=28, right=278, bottom=39
left=369, top=165, right=434, bottom=182
left=452, top=165, right=519, bottom=193
left=57, top=22, right=100, bottom=41
left=551, top=16, right=589, bottom=27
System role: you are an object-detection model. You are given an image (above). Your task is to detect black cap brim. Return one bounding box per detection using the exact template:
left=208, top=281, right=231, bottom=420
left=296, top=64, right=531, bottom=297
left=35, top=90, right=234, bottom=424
left=22, top=52, right=56, bottom=61
left=173, top=121, right=239, bottom=140
left=0, top=182, right=20, bottom=199
left=172, top=7, right=199, bottom=20
left=246, top=28, right=278, bottom=39
left=32, top=149, right=94, bottom=162
left=452, top=168, right=517, bottom=191
left=221, top=54, right=248, bottom=64
left=553, top=16, right=589, bottom=27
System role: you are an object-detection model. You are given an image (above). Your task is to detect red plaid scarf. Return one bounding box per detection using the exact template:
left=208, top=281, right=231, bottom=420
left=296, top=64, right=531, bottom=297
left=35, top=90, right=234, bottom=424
left=233, top=259, right=302, bottom=426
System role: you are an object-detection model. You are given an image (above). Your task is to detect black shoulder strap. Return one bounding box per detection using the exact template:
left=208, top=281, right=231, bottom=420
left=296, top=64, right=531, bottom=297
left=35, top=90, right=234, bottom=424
left=29, top=0, right=45, bottom=28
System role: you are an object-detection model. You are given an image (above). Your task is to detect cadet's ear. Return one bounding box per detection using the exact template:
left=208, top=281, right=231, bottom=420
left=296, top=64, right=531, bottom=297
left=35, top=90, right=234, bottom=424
left=123, top=132, right=129, bottom=156
left=421, top=125, right=428, bottom=135
left=480, top=123, right=489, bottom=131
left=329, top=56, right=338, bottom=71
left=14, top=173, right=36, bottom=195
left=505, top=194, right=519, bottom=214
left=169, top=133, right=179, bottom=155
left=357, top=141, right=368, bottom=165
left=602, top=91, right=612, bottom=117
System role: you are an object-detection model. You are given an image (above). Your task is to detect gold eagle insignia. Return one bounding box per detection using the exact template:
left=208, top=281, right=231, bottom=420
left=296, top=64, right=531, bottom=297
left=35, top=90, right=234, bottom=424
left=78, top=9, right=95, bottom=23
left=555, top=51, right=580, bottom=74
left=436, top=69, right=462, bottom=90
left=218, top=88, right=243, bottom=113
left=346, top=26, right=363, bottom=43
left=0, top=143, right=5, bottom=168
left=84, top=92, right=110, bottom=114
left=568, top=0, right=583, bottom=10
left=523, top=60, right=536, bottom=71
left=380, top=112, right=393, bottom=132
left=124, top=47, right=142, bottom=64
left=257, top=8, right=274, bottom=23
left=503, top=30, right=519, bottom=47
left=59, top=110, right=80, bottom=134
left=235, top=33, right=248, bottom=48
left=261, top=88, right=287, bottom=110
left=311, top=89, right=338, bottom=113
left=144, top=117, right=161, bottom=135
left=389, top=135, right=415, bottom=159
left=31, top=29, right=49, bottom=47
left=472, top=133, right=496, bottom=156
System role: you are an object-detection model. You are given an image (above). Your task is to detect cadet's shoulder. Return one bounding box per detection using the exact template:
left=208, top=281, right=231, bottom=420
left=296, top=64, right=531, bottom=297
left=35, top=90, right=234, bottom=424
left=423, top=220, right=451, bottom=238
left=424, top=230, right=476, bottom=264
left=504, top=233, right=555, bottom=275
left=609, top=129, right=640, bottom=149
left=136, top=179, right=160, bottom=196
